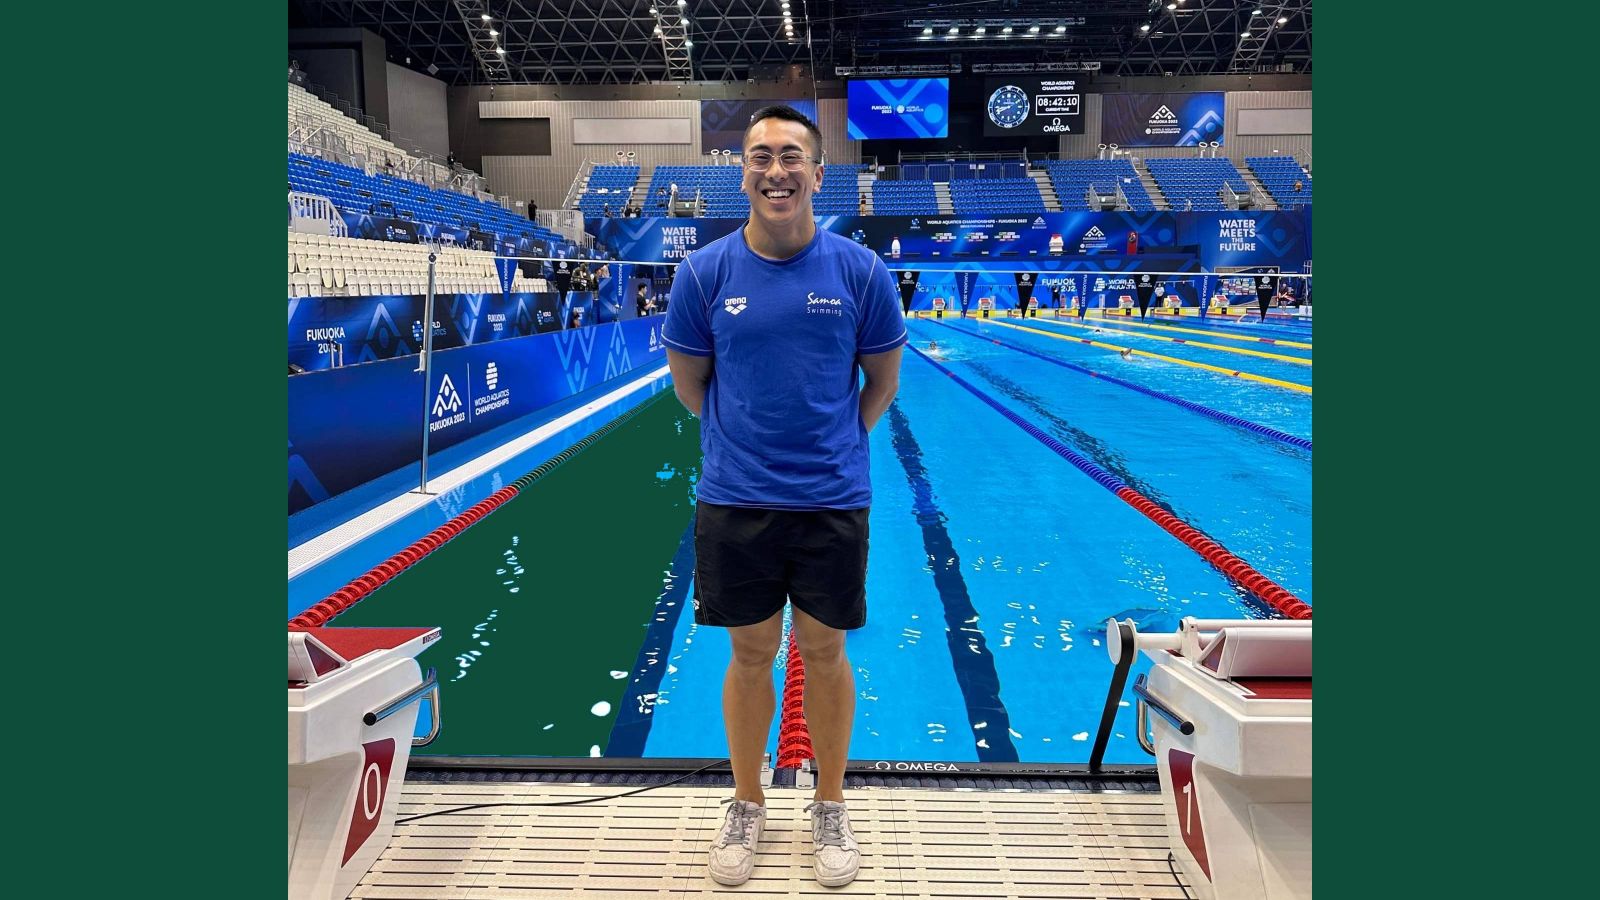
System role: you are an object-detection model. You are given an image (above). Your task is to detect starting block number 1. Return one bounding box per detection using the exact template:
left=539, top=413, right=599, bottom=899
left=1167, top=749, right=1212, bottom=881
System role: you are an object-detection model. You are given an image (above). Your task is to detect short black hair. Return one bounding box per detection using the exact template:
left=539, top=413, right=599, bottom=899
left=744, top=105, right=823, bottom=161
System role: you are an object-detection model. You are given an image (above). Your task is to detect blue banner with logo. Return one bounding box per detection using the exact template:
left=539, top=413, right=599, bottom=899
left=702, top=99, right=818, bottom=152
left=893, top=257, right=1199, bottom=310
left=1181, top=210, right=1309, bottom=271
left=594, top=210, right=1309, bottom=272
left=334, top=209, right=574, bottom=257
left=288, top=317, right=670, bottom=514
left=288, top=292, right=555, bottom=372
left=1102, top=92, right=1226, bottom=147
left=594, top=212, right=1180, bottom=263
left=495, top=258, right=518, bottom=295
left=846, top=79, right=950, bottom=139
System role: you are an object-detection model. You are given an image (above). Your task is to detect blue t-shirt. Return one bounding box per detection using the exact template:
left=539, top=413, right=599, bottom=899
left=662, top=227, right=907, bottom=510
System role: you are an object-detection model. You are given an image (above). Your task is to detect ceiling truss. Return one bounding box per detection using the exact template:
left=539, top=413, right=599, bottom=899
left=288, top=1, right=1311, bottom=85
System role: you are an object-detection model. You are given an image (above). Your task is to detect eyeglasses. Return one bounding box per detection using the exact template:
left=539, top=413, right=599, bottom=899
left=744, top=151, right=820, bottom=171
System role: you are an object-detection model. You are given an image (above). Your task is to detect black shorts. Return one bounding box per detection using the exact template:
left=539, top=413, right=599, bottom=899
left=692, top=502, right=870, bottom=631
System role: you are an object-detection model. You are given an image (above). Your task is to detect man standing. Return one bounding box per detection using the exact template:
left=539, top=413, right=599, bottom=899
left=662, top=106, right=904, bottom=889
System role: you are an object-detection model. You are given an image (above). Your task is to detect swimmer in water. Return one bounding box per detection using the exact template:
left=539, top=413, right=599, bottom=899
left=927, top=340, right=944, bottom=359
left=1119, top=348, right=1133, bottom=360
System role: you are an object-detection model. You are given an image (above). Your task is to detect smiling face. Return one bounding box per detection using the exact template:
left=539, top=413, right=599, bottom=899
left=742, top=116, right=823, bottom=231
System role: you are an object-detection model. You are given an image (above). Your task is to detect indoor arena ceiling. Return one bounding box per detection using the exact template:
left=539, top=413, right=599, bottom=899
left=288, top=1, right=1312, bottom=85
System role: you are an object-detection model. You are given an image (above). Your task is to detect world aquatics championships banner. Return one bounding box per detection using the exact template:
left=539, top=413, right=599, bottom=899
left=288, top=292, right=580, bottom=372
left=288, top=318, right=668, bottom=514
left=847, top=79, right=950, bottom=139
left=593, top=212, right=1179, bottom=263
left=981, top=77, right=1084, bottom=137
left=593, top=209, right=1309, bottom=272
left=702, top=99, right=818, bottom=152
left=1102, top=93, right=1225, bottom=147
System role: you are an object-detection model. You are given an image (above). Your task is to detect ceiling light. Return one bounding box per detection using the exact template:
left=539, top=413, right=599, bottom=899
left=495, top=46, right=505, bottom=54
left=654, top=26, right=662, bottom=35
left=922, top=27, right=932, bottom=35
left=975, top=26, right=986, bottom=35
left=481, top=14, right=490, bottom=21
left=678, top=0, right=686, bottom=6
left=1054, top=25, right=1065, bottom=33
left=1028, top=25, right=1040, bottom=34
left=489, top=29, right=498, bottom=36
left=680, top=17, right=688, bottom=25
left=1240, top=30, right=1251, bottom=37
left=948, top=26, right=959, bottom=34
left=1002, top=26, right=1013, bottom=34
left=1167, top=3, right=1176, bottom=9
left=1253, top=9, right=1262, bottom=14
left=685, top=39, right=693, bottom=47
left=1140, top=24, right=1150, bottom=31
left=1278, top=16, right=1288, bottom=24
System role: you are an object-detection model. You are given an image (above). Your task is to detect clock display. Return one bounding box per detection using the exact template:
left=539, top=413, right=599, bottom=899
left=987, top=85, right=1029, bottom=129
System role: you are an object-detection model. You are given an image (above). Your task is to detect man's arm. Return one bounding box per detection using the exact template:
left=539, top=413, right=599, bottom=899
left=857, top=347, right=903, bottom=431
left=667, top=348, right=713, bottom=416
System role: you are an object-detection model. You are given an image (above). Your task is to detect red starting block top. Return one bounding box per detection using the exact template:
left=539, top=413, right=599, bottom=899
left=1233, top=678, right=1312, bottom=701
left=289, top=627, right=440, bottom=663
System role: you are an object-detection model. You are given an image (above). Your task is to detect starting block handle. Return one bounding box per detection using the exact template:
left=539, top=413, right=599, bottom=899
left=364, top=667, right=438, bottom=727
left=1133, top=673, right=1194, bottom=736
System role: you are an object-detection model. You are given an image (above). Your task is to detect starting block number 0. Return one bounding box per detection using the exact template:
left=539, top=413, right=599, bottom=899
left=362, top=762, right=384, bottom=820
left=343, top=739, right=396, bottom=866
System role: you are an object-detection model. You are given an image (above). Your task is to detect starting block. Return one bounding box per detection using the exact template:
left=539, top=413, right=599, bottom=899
left=289, top=626, right=442, bottom=899
left=1102, top=617, right=1311, bottom=899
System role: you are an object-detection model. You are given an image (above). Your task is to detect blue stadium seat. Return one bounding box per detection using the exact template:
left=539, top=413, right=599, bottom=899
left=1244, top=156, right=1312, bottom=209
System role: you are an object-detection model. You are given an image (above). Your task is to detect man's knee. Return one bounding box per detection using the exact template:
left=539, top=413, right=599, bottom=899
left=792, top=612, right=848, bottom=668
left=727, top=613, right=784, bottom=671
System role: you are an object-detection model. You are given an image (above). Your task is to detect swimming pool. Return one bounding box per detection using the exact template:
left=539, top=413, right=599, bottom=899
left=310, top=312, right=1311, bottom=767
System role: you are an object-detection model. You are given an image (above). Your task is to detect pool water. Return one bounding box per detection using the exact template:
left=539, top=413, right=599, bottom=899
left=328, top=314, right=1311, bottom=766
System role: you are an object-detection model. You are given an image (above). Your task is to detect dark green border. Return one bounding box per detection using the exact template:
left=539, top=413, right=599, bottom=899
left=1318, top=9, right=1550, bottom=895
left=22, top=5, right=288, bottom=895
left=31, top=5, right=1542, bottom=894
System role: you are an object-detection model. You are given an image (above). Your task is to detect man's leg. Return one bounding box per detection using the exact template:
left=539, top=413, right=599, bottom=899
left=790, top=606, right=854, bottom=803
left=724, top=610, right=785, bottom=805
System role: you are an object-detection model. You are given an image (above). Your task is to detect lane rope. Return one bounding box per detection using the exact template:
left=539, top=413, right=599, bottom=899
left=921, top=319, right=1311, bottom=451
left=288, top=392, right=664, bottom=628
left=1055, top=313, right=1312, bottom=349
left=776, top=628, right=815, bottom=769
left=1032, top=316, right=1311, bottom=365
left=984, top=319, right=1312, bottom=394
left=907, top=343, right=1310, bottom=619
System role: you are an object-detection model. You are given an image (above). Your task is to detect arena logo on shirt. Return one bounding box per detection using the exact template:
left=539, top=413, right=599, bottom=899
left=724, top=296, right=748, bottom=316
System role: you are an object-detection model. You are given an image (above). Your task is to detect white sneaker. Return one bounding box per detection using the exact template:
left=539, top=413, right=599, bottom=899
left=707, top=798, right=766, bottom=886
left=804, top=800, right=861, bottom=887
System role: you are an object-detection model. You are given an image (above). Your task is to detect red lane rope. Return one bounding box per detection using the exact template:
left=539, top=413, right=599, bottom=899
left=288, top=487, right=521, bottom=628
left=776, top=628, right=814, bottom=769
left=1115, top=486, right=1311, bottom=620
